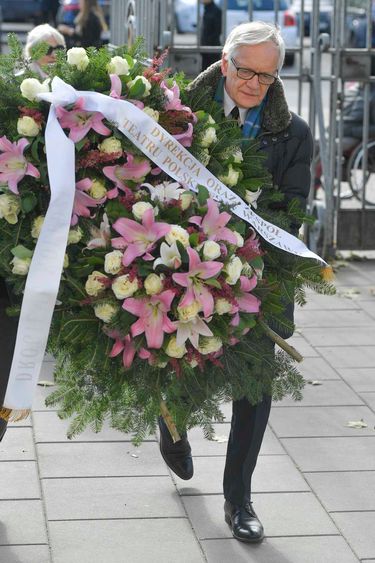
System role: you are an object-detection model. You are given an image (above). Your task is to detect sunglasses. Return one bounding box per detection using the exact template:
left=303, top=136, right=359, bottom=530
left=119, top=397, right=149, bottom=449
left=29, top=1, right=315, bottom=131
left=46, top=45, right=65, bottom=56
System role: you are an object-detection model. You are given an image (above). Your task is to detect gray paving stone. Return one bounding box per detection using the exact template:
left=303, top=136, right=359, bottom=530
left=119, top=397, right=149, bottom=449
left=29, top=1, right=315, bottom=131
left=175, top=455, right=309, bottom=495
left=295, top=309, right=371, bottom=327
left=304, top=471, right=375, bottom=511
left=37, top=442, right=168, bottom=478
left=359, top=300, right=375, bottom=319
left=183, top=492, right=338, bottom=539
left=283, top=336, right=319, bottom=357
left=297, top=356, right=340, bottom=380
left=42, top=476, right=184, bottom=520
left=317, top=346, right=375, bottom=369
left=32, top=383, right=57, bottom=411
left=188, top=424, right=284, bottom=456
left=331, top=512, right=375, bottom=560
left=0, top=545, right=50, bottom=563
left=0, top=500, right=48, bottom=544
left=0, top=462, right=40, bottom=500
left=201, top=535, right=359, bottom=563
left=296, top=294, right=361, bottom=311
left=302, top=327, right=375, bottom=347
left=281, top=436, right=375, bottom=471
left=360, top=393, right=375, bottom=410
left=32, top=411, right=154, bottom=443
left=338, top=368, right=375, bottom=393
left=48, top=519, right=204, bottom=563
left=270, top=406, right=375, bottom=437
left=274, top=380, right=364, bottom=408
left=0, top=428, right=35, bottom=460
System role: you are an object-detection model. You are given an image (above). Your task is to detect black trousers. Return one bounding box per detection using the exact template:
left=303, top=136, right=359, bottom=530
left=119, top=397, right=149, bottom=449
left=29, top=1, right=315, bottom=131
left=0, top=279, right=18, bottom=441
left=223, top=394, right=272, bottom=506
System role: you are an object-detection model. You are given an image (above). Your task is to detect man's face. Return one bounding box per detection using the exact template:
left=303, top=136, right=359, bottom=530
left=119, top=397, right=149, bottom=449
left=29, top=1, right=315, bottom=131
left=221, top=42, right=279, bottom=108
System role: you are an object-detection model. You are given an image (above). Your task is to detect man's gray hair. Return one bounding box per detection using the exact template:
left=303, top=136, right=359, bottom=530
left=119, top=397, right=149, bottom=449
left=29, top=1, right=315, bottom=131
left=25, top=24, right=66, bottom=59
left=222, top=21, right=285, bottom=70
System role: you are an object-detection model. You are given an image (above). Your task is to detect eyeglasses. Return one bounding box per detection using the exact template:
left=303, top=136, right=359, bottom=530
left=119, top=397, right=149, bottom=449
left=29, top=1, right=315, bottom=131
left=230, top=58, right=277, bottom=85
left=46, top=45, right=65, bottom=56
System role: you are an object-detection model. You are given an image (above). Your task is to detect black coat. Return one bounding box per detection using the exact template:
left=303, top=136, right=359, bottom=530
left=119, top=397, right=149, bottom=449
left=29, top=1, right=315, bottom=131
left=187, top=62, right=314, bottom=337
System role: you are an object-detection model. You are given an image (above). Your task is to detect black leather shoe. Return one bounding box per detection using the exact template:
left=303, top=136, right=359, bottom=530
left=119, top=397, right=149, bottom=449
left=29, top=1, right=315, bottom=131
left=158, top=416, right=193, bottom=480
left=224, top=500, right=264, bottom=543
left=0, top=418, right=7, bottom=442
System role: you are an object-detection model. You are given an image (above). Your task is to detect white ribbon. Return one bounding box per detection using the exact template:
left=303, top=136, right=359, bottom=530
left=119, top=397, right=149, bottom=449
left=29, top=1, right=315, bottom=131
left=3, top=76, right=323, bottom=411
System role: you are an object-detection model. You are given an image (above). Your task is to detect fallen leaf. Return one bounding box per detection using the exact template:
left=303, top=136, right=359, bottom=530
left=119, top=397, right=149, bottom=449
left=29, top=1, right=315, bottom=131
left=346, top=419, right=368, bottom=429
left=338, top=288, right=361, bottom=300
left=307, top=380, right=323, bottom=386
left=211, top=435, right=228, bottom=443
left=37, top=380, right=55, bottom=387
left=130, top=453, right=139, bottom=458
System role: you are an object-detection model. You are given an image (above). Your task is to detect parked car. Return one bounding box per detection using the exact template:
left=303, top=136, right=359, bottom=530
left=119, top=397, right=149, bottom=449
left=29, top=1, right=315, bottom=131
left=292, top=0, right=333, bottom=36
left=174, top=0, right=298, bottom=65
left=0, top=0, right=42, bottom=22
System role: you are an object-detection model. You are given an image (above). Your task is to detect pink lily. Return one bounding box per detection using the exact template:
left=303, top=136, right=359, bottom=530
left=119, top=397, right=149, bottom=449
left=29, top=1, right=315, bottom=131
left=109, top=334, right=136, bottom=368
left=109, top=74, right=145, bottom=108
left=112, top=208, right=171, bottom=266
left=56, top=97, right=111, bottom=143
left=176, top=315, right=213, bottom=349
left=0, top=136, right=39, bottom=194
left=231, top=275, right=260, bottom=326
left=124, top=290, right=176, bottom=349
left=172, top=247, right=223, bottom=317
left=103, top=153, right=151, bottom=197
left=71, top=178, right=105, bottom=226
left=160, top=81, right=191, bottom=112
left=173, top=123, right=194, bottom=147
left=189, top=198, right=238, bottom=244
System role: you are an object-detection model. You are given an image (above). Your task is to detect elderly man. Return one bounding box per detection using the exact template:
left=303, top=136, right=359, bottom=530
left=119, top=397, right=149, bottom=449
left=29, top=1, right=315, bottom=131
left=164, top=21, right=313, bottom=543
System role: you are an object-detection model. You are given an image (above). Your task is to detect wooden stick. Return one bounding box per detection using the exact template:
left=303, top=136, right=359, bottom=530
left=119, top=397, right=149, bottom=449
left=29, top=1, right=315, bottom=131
left=258, top=320, right=304, bottom=363
left=160, top=400, right=181, bottom=443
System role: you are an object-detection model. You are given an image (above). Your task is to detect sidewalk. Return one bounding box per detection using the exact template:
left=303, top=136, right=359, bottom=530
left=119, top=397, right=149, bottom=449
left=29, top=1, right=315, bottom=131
left=1, top=259, right=374, bottom=563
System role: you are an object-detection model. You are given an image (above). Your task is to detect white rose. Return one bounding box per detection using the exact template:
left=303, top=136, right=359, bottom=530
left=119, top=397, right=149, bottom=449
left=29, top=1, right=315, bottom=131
left=232, top=231, right=244, bottom=247
left=200, top=126, right=217, bottom=148
left=166, top=336, right=187, bottom=358
left=20, top=77, right=50, bottom=102
left=178, top=300, right=201, bottom=322
left=98, top=136, right=122, bottom=155
left=17, top=116, right=40, bottom=137
left=107, top=55, right=130, bottom=76
left=104, top=250, right=123, bottom=275
left=132, top=201, right=157, bottom=220
left=94, top=302, right=118, bottom=323
left=67, top=47, right=89, bottom=70
left=244, top=188, right=262, bottom=209
left=89, top=180, right=107, bottom=199
left=233, top=149, right=243, bottom=163
left=112, top=274, right=138, bottom=299
left=11, top=256, right=31, bottom=276
left=225, top=256, right=243, bottom=285
left=31, top=215, right=44, bottom=239
left=165, top=225, right=190, bottom=247
left=215, top=298, right=232, bottom=315
left=85, top=270, right=108, bottom=296
left=219, top=164, right=240, bottom=187
left=180, top=192, right=193, bottom=210
left=202, top=240, right=221, bottom=260
left=143, top=107, right=159, bottom=121
left=127, top=76, right=151, bottom=97
left=63, top=253, right=69, bottom=269
left=0, top=194, right=21, bottom=225
left=144, top=273, right=163, bottom=295
left=198, top=336, right=223, bottom=355
left=67, top=227, right=83, bottom=245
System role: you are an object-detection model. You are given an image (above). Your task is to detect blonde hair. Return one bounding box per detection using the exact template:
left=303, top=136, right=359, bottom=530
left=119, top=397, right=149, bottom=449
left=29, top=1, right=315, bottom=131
left=75, top=0, right=108, bottom=32
left=223, top=21, right=285, bottom=70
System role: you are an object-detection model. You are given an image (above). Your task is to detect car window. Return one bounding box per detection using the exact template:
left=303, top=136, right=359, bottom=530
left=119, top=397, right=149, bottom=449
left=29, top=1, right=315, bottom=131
left=228, top=0, right=289, bottom=10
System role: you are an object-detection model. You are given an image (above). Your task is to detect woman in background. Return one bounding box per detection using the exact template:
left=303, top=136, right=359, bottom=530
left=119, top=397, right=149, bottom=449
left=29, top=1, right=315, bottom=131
left=58, top=0, right=108, bottom=49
